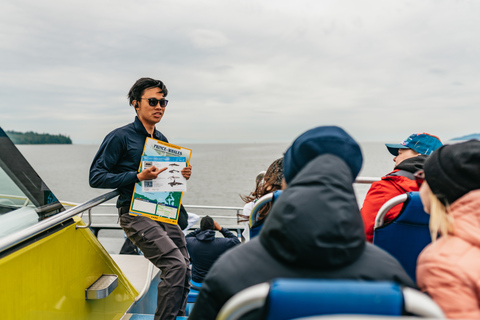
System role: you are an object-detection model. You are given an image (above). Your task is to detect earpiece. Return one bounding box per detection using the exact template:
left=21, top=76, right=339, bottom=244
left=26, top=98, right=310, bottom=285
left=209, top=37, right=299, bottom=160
left=134, top=102, right=138, bottom=108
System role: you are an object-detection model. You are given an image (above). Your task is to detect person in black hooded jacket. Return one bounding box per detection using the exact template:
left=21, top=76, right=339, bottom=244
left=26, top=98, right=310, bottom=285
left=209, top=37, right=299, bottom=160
left=188, top=126, right=415, bottom=320
left=186, top=216, right=240, bottom=283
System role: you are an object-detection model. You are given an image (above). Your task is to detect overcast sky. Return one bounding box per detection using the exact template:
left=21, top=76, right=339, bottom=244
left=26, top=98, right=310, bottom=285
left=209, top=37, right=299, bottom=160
left=1, top=0, right=479, bottom=144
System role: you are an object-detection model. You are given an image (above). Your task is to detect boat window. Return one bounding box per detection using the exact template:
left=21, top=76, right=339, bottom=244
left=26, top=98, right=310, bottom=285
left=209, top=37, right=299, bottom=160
left=0, top=128, right=64, bottom=240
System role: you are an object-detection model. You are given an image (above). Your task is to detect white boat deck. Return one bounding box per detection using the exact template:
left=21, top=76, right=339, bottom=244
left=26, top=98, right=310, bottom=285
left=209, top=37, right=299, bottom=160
left=111, top=254, right=160, bottom=293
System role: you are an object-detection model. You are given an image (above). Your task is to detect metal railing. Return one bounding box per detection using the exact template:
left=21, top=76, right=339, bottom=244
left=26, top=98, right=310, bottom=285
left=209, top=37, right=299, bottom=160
left=0, top=176, right=381, bottom=254
left=355, top=177, right=381, bottom=184
left=374, top=193, right=409, bottom=229
left=58, top=177, right=379, bottom=229
left=0, top=190, right=119, bottom=253
left=60, top=201, right=245, bottom=238
left=64, top=203, right=244, bottom=230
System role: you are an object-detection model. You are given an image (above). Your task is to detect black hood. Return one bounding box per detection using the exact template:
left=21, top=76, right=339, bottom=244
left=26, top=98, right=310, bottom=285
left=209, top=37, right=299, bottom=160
left=195, top=229, right=216, bottom=241
left=394, top=155, right=427, bottom=173
left=260, top=154, right=365, bottom=269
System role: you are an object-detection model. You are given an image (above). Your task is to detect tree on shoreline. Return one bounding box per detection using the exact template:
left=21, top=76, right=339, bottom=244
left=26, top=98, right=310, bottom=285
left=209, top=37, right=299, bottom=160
left=6, top=130, right=72, bottom=144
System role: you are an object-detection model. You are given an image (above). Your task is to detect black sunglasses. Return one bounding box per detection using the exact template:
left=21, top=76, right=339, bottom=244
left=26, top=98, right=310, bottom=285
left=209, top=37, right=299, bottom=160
left=141, top=98, right=168, bottom=108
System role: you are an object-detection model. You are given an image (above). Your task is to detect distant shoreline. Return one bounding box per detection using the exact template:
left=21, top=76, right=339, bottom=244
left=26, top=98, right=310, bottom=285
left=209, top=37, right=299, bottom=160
left=6, top=130, right=72, bottom=145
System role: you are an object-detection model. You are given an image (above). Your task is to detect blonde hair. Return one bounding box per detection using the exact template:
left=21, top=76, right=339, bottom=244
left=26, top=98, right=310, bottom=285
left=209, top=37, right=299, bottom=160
left=428, top=192, right=454, bottom=241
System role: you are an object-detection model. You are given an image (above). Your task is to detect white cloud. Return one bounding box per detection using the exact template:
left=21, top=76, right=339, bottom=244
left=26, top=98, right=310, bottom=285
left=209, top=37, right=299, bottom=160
left=1, top=0, right=479, bottom=144
left=189, top=29, right=230, bottom=49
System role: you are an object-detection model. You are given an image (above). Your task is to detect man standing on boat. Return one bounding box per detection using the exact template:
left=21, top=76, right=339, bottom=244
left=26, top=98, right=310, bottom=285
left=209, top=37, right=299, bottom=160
left=89, top=77, right=192, bottom=320
left=361, top=133, right=442, bottom=242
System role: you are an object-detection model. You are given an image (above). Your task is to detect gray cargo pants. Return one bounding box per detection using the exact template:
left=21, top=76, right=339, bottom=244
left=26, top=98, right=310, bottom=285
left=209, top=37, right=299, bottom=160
left=119, top=210, right=191, bottom=320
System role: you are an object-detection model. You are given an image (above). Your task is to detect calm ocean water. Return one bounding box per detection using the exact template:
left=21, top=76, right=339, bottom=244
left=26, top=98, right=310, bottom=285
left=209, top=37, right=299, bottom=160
left=16, top=142, right=396, bottom=252
left=17, top=142, right=395, bottom=208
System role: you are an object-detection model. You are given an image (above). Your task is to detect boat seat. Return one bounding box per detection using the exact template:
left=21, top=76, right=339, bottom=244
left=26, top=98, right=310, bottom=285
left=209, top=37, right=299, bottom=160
left=186, top=279, right=202, bottom=316
left=249, top=190, right=283, bottom=239
left=373, top=192, right=431, bottom=283
left=188, top=279, right=202, bottom=302
left=111, top=254, right=160, bottom=293
left=89, top=224, right=121, bottom=237
left=114, top=255, right=200, bottom=317
left=216, top=278, right=445, bottom=320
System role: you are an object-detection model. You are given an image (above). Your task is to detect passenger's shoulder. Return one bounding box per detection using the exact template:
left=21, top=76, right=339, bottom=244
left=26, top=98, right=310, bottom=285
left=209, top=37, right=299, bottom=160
left=417, top=239, right=479, bottom=290
left=367, top=178, right=398, bottom=193
left=115, top=122, right=136, bottom=135
left=104, top=123, right=134, bottom=140
left=363, top=179, right=400, bottom=206
left=204, top=240, right=273, bottom=296
left=419, top=237, right=479, bottom=267
left=211, top=240, right=263, bottom=271
left=362, top=243, right=416, bottom=287
left=363, top=242, right=403, bottom=264
left=382, top=173, right=416, bottom=189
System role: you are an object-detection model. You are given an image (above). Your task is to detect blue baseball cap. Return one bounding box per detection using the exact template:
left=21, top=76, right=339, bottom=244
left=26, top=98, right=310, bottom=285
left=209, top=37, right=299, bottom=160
left=385, top=133, right=442, bottom=156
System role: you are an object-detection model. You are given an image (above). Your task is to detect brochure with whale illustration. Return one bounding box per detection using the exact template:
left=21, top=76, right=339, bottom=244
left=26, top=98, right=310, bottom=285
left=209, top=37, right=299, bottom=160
left=142, top=156, right=187, bottom=192
left=129, top=137, right=192, bottom=225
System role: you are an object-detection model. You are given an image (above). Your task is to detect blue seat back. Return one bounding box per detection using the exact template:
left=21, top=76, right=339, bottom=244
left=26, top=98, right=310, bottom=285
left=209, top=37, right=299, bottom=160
left=373, top=192, right=431, bottom=283
left=187, top=279, right=202, bottom=303
left=264, top=279, right=403, bottom=320
left=249, top=224, right=262, bottom=239
left=185, top=279, right=202, bottom=316
left=249, top=190, right=283, bottom=239
left=272, top=190, right=282, bottom=201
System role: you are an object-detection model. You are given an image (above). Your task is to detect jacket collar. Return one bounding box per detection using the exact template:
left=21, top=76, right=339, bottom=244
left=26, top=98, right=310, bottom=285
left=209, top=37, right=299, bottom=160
left=133, top=116, right=161, bottom=139
left=394, top=155, right=427, bottom=173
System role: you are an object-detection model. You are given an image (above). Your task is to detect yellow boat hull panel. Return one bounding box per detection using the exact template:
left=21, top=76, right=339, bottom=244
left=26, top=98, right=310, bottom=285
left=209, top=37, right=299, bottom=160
left=0, top=217, right=137, bottom=320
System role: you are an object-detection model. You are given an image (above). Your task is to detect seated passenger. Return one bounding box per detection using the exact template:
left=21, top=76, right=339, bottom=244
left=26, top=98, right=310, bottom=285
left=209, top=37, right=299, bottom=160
left=240, top=157, right=284, bottom=241
left=416, top=140, right=480, bottom=319
left=361, top=133, right=442, bottom=242
left=186, top=216, right=240, bottom=283
left=188, top=126, right=415, bottom=320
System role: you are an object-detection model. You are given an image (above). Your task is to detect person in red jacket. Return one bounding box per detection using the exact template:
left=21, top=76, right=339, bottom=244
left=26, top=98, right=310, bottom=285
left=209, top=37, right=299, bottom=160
left=361, top=133, right=442, bottom=242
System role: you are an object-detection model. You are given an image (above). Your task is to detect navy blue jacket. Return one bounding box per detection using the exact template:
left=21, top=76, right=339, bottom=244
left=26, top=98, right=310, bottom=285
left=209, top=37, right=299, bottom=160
left=186, top=228, right=240, bottom=283
left=89, top=116, right=168, bottom=208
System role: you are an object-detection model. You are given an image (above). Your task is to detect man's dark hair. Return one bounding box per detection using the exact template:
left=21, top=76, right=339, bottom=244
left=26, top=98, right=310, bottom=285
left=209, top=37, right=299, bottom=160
left=127, top=77, right=168, bottom=106
left=200, top=215, right=215, bottom=231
